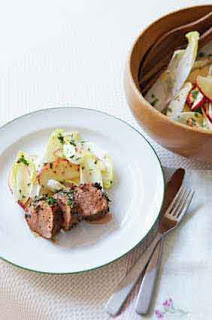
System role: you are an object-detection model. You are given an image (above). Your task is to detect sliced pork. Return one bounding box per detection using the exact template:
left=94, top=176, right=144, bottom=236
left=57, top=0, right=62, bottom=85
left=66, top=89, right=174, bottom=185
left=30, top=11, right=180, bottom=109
left=25, top=199, right=62, bottom=239
left=74, top=183, right=109, bottom=220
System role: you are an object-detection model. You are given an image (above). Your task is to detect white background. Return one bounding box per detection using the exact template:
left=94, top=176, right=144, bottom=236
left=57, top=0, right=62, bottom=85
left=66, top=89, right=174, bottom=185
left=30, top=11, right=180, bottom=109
left=0, top=0, right=211, bottom=169
left=0, top=1, right=211, bottom=319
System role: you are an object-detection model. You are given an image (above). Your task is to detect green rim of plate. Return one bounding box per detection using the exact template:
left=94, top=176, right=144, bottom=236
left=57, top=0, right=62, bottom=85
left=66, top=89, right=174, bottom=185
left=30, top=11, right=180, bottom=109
left=0, top=107, right=166, bottom=274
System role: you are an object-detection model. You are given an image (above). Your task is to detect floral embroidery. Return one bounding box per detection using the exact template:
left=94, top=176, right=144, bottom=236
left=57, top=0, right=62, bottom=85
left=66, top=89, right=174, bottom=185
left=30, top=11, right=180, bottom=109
left=155, top=298, right=188, bottom=318
left=155, top=309, right=164, bottom=319
left=163, top=298, right=173, bottom=309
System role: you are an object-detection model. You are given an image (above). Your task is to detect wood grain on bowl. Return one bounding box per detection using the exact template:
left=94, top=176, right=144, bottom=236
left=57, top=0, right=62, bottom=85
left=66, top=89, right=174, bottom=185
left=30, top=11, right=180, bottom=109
left=141, top=11, right=212, bottom=76
left=140, top=25, right=212, bottom=92
left=125, top=5, right=212, bottom=162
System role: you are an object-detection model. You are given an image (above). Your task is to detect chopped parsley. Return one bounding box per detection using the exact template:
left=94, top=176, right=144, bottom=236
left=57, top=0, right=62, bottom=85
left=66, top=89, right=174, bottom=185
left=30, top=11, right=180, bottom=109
left=17, top=155, right=29, bottom=166
left=67, top=199, right=74, bottom=207
left=57, top=133, right=64, bottom=144
left=192, top=119, right=196, bottom=126
left=70, top=140, right=76, bottom=147
left=194, top=108, right=202, bottom=115
left=46, top=197, right=57, bottom=206
left=191, top=90, right=199, bottom=100
left=66, top=190, right=76, bottom=208
left=94, top=183, right=102, bottom=190
left=151, top=98, right=159, bottom=107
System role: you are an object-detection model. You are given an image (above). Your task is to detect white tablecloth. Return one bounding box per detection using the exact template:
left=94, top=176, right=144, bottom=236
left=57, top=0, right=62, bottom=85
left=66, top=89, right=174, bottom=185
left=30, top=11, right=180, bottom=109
left=1, top=1, right=212, bottom=319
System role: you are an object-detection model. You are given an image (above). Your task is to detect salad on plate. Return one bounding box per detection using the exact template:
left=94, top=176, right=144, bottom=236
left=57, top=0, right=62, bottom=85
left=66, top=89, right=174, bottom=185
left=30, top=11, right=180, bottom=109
left=9, top=129, right=114, bottom=239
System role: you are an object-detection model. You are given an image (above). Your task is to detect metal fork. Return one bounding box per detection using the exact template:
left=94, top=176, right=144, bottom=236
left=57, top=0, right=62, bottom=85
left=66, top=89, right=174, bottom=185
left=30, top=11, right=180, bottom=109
left=106, top=186, right=194, bottom=316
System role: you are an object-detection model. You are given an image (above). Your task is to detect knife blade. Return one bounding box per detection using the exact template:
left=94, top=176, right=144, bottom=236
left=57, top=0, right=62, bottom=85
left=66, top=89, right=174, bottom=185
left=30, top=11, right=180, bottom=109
left=135, top=168, right=185, bottom=315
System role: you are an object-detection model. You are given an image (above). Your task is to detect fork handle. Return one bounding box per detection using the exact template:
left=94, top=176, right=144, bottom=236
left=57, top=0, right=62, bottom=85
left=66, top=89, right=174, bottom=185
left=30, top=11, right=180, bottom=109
left=106, top=233, right=162, bottom=316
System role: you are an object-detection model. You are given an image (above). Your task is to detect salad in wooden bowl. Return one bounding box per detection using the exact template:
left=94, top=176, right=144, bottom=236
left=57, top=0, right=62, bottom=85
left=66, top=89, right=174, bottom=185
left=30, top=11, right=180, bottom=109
left=145, top=32, right=212, bottom=130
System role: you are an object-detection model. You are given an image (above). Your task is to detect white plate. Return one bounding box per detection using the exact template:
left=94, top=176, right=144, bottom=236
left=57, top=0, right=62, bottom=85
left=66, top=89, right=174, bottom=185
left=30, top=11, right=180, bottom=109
left=0, top=108, right=164, bottom=273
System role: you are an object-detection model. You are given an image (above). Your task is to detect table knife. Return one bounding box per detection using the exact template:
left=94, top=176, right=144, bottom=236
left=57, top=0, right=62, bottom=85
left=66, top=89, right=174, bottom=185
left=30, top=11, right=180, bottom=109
left=106, top=168, right=185, bottom=316
left=135, top=168, right=185, bottom=315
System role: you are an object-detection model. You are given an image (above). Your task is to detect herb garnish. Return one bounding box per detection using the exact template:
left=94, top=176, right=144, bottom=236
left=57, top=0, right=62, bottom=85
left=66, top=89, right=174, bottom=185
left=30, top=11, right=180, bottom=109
left=66, top=190, right=75, bottom=208
left=191, top=90, right=199, bottom=100
left=151, top=98, right=159, bottom=107
left=57, top=133, right=64, bottom=144
left=17, top=155, right=29, bottom=166
left=195, top=108, right=202, bottom=115
left=67, top=199, right=74, bottom=207
left=46, top=197, right=57, bottom=206
left=70, top=140, right=76, bottom=147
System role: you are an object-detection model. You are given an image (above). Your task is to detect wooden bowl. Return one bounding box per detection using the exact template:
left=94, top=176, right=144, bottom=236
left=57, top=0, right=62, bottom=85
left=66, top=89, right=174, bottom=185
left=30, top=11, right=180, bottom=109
left=125, top=5, right=212, bottom=162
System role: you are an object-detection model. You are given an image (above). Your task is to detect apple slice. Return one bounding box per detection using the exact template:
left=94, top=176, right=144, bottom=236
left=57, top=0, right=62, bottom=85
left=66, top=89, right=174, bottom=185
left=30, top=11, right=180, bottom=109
left=190, top=91, right=205, bottom=111
left=186, top=86, right=205, bottom=110
left=204, top=101, right=212, bottom=123
left=202, top=106, right=212, bottom=130
left=196, top=75, right=212, bottom=101
left=187, top=86, right=198, bottom=106
left=38, top=158, right=80, bottom=189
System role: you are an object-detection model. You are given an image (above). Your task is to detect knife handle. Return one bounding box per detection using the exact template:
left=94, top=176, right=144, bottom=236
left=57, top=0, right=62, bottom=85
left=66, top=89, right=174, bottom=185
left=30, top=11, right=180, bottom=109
left=105, top=234, right=161, bottom=316
left=135, top=240, right=164, bottom=315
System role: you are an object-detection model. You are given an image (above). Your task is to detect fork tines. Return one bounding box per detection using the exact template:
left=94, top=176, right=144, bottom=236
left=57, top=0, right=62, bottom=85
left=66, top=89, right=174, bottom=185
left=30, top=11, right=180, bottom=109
left=165, top=185, right=195, bottom=221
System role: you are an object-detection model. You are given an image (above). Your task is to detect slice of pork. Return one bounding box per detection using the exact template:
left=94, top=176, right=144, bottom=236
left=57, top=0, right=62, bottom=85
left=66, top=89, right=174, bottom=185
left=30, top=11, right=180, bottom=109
left=54, top=190, right=81, bottom=231
left=25, top=200, right=62, bottom=239
left=74, top=183, right=109, bottom=220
